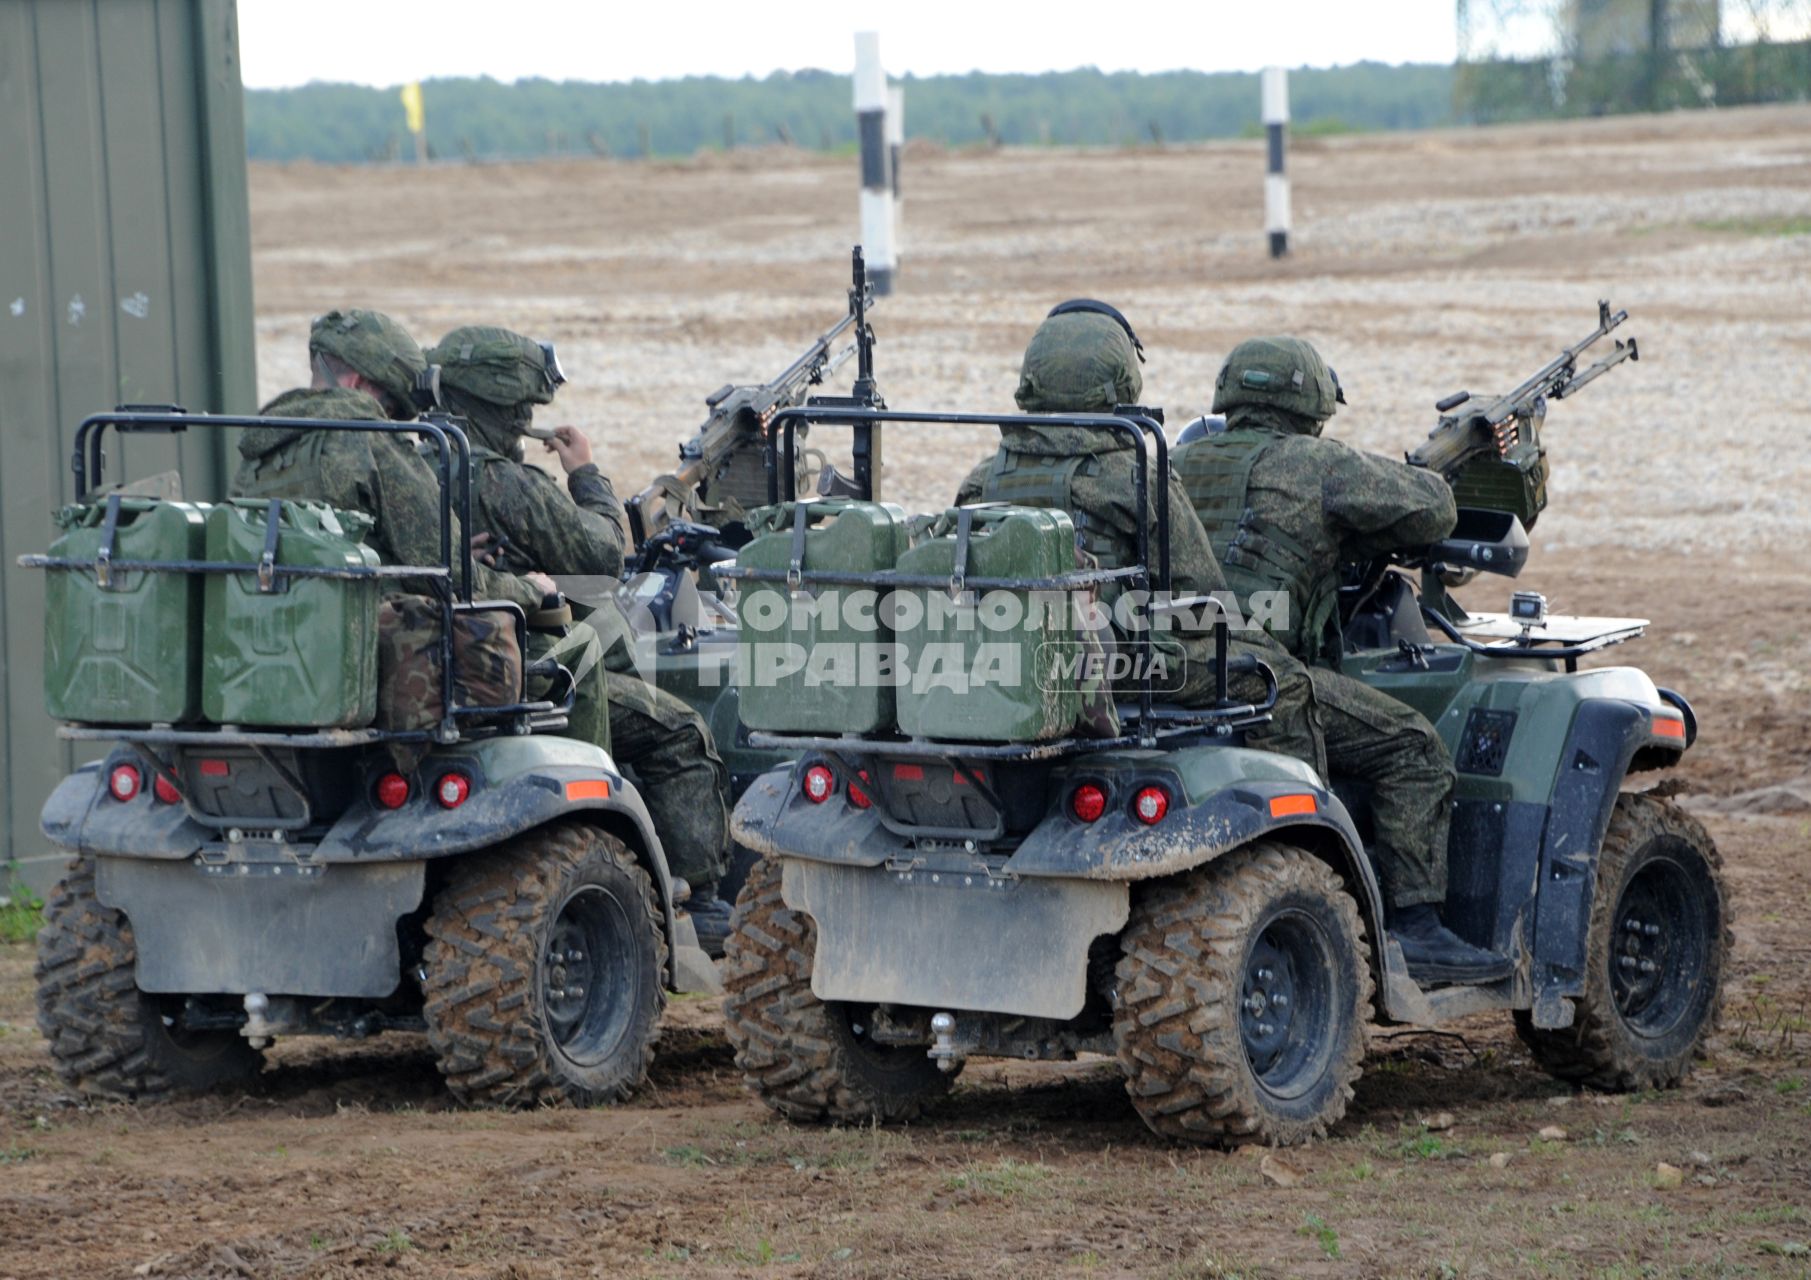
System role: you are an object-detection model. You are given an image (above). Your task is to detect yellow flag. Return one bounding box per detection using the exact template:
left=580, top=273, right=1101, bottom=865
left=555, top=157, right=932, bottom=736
left=400, top=82, right=425, bottom=136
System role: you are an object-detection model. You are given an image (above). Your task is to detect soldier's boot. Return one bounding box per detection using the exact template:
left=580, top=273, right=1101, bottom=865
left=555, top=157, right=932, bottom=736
left=683, top=881, right=734, bottom=959
left=1391, top=905, right=1514, bottom=986
left=604, top=672, right=733, bottom=958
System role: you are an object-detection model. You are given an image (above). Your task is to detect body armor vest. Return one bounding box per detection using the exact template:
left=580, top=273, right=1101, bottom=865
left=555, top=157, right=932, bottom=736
left=1174, top=433, right=1342, bottom=667
left=981, top=449, right=1136, bottom=570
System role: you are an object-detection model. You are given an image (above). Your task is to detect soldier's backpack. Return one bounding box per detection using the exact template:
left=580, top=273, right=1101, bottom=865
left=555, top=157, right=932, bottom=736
left=375, top=596, right=525, bottom=733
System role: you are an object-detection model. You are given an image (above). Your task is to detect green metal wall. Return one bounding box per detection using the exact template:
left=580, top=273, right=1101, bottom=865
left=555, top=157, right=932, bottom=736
left=0, top=0, right=255, bottom=894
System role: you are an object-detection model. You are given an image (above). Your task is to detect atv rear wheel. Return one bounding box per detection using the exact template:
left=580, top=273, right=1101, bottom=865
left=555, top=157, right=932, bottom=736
left=35, top=857, right=262, bottom=1101
left=1515, top=794, right=1728, bottom=1091
left=422, top=821, right=666, bottom=1107
left=1114, top=842, right=1372, bottom=1146
left=721, top=856, right=953, bottom=1124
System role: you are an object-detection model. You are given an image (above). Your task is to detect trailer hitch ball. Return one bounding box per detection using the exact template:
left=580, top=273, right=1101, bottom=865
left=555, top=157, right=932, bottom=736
left=243, top=992, right=274, bottom=1049
left=928, top=1011, right=961, bottom=1074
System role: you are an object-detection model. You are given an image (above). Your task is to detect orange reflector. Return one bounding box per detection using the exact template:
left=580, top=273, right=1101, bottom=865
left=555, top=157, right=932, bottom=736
left=565, top=779, right=612, bottom=801
left=1652, top=715, right=1686, bottom=740
left=1269, top=794, right=1318, bottom=818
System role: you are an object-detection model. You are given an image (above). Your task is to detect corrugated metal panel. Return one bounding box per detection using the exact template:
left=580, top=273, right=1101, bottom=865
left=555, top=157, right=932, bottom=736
left=0, top=0, right=255, bottom=894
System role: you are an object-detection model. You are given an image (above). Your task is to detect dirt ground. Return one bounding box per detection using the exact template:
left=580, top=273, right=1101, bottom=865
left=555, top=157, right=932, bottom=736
left=4, top=105, right=1809, bottom=1279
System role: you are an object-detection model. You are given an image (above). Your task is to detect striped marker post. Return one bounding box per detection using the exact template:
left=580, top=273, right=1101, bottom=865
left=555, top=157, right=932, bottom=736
left=854, top=32, right=896, bottom=295
left=1262, top=66, right=1290, bottom=259
left=887, top=82, right=905, bottom=265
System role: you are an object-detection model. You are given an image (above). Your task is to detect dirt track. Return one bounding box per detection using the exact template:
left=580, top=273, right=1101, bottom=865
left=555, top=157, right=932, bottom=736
left=4, top=105, right=1809, bottom=1279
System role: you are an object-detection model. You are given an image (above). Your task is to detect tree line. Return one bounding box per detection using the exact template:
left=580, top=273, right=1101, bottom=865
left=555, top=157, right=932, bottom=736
left=242, top=64, right=1457, bottom=164
left=243, top=48, right=1810, bottom=166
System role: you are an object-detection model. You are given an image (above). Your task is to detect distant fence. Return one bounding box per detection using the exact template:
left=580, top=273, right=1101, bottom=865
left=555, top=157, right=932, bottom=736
left=1458, top=37, right=1811, bottom=122
left=1456, top=0, right=1811, bottom=123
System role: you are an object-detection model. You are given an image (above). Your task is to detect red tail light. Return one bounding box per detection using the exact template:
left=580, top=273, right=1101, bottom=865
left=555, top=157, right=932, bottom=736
left=1132, top=785, right=1170, bottom=826
left=1070, top=783, right=1107, bottom=824
left=375, top=772, right=411, bottom=810
left=435, top=772, right=472, bottom=809
left=108, top=765, right=142, bottom=802
left=198, top=759, right=230, bottom=778
left=153, top=774, right=182, bottom=805
left=802, top=764, right=836, bottom=804
left=849, top=770, right=873, bottom=810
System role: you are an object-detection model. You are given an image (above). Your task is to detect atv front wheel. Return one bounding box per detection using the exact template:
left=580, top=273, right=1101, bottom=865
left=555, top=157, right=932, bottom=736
left=35, top=857, right=263, bottom=1101
left=1114, top=842, right=1372, bottom=1146
left=422, top=822, right=666, bottom=1107
left=1515, top=794, right=1728, bottom=1091
left=721, top=856, right=954, bottom=1124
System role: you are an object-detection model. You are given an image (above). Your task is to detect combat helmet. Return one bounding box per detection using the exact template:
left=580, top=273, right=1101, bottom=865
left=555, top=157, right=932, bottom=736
left=1014, top=300, right=1145, bottom=415
left=309, top=309, right=430, bottom=420
left=429, top=326, right=565, bottom=411
left=427, top=326, right=567, bottom=456
left=1210, top=335, right=1345, bottom=434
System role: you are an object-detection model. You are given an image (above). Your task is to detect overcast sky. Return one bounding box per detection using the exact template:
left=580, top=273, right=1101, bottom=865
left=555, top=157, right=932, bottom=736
left=237, top=0, right=1465, bottom=88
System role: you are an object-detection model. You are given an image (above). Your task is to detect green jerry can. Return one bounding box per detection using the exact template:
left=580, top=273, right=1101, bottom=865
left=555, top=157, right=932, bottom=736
left=203, top=500, right=382, bottom=728
left=44, top=497, right=210, bottom=724
left=736, top=499, right=908, bottom=734
left=894, top=505, right=1082, bottom=742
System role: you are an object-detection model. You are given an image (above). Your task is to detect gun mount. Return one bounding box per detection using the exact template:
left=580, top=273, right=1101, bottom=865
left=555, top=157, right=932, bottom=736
left=628, top=247, right=882, bottom=551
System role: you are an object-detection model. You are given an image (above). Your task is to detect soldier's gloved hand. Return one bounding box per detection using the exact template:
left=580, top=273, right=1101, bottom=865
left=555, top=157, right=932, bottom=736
left=470, top=531, right=499, bottom=567
left=543, top=425, right=593, bottom=474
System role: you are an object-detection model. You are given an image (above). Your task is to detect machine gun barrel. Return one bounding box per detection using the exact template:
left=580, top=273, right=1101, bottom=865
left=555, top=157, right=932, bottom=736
left=1472, top=300, right=1629, bottom=427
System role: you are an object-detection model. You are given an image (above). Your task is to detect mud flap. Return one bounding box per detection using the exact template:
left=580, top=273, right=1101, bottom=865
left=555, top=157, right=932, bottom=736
left=668, top=912, right=723, bottom=996
left=781, top=860, right=1128, bottom=1021
left=96, top=855, right=424, bottom=998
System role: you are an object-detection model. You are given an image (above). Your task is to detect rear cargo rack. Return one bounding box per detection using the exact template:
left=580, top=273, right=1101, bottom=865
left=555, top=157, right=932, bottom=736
left=59, top=725, right=423, bottom=747
left=22, top=409, right=571, bottom=745
left=748, top=405, right=1276, bottom=747
left=746, top=701, right=1274, bottom=762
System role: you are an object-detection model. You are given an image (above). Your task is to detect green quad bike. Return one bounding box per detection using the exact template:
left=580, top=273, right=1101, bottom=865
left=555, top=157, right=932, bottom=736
left=28, top=409, right=714, bottom=1106
left=717, top=403, right=1727, bottom=1147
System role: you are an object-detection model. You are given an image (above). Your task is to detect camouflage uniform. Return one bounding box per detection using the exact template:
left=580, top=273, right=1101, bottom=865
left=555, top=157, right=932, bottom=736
left=428, top=326, right=730, bottom=889
left=955, top=308, right=1323, bottom=773
left=1175, top=336, right=1459, bottom=911
left=238, top=387, right=540, bottom=611
left=426, top=325, right=630, bottom=579
left=236, top=314, right=613, bottom=753
left=1173, top=338, right=1455, bottom=667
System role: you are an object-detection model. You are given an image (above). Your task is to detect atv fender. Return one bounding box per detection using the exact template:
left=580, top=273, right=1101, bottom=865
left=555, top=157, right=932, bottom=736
left=1422, top=665, right=1690, bottom=1029
left=44, top=735, right=692, bottom=992
left=732, top=746, right=1397, bottom=1020
left=1526, top=693, right=1666, bottom=1027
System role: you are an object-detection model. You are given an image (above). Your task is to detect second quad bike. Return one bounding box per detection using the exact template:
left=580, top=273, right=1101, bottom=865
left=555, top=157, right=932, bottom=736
left=717, top=399, right=1726, bottom=1147
left=29, top=410, right=715, bottom=1107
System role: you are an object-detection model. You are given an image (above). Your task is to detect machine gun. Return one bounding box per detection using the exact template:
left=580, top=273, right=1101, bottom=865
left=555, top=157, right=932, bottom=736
left=1408, top=301, right=1638, bottom=530
left=628, top=247, right=881, bottom=550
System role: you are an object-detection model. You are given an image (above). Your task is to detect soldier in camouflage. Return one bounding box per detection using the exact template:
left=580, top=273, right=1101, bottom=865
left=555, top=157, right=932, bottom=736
left=955, top=301, right=1321, bottom=769
left=1175, top=335, right=1509, bottom=985
left=428, top=326, right=734, bottom=952
left=236, top=309, right=614, bottom=750
left=428, top=325, right=630, bottom=578
left=239, top=311, right=554, bottom=611
left=1175, top=336, right=1456, bottom=666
